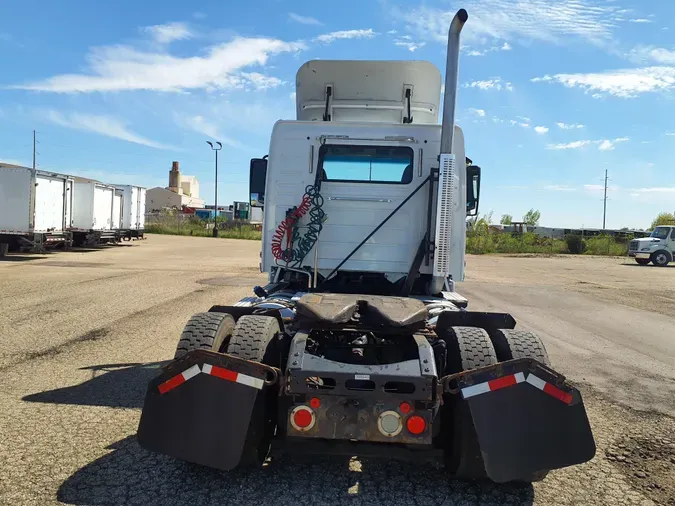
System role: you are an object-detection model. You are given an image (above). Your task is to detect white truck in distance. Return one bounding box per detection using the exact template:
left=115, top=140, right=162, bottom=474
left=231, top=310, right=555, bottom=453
left=628, top=226, right=675, bottom=266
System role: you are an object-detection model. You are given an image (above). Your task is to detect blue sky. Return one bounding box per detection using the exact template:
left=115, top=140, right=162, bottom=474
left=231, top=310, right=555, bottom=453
left=1, top=0, right=674, bottom=229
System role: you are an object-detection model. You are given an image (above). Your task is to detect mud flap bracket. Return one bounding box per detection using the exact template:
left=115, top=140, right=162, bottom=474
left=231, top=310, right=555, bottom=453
left=136, top=350, right=279, bottom=471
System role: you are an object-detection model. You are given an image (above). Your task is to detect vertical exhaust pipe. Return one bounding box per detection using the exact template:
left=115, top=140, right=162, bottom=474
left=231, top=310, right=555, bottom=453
left=431, top=9, right=468, bottom=296
left=440, top=8, right=468, bottom=155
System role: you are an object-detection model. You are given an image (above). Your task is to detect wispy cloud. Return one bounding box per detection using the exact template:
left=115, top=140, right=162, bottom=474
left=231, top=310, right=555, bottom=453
left=44, top=110, right=171, bottom=149
left=532, top=67, right=675, bottom=98
left=175, top=114, right=242, bottom=148
left=557, top=122, right=585, bottom=129
left=315, top=29, right=376, bottom=43
left=469, top=108, right=486, bottom=117
left=534, top=126, right=549, bottom=134
left=629, top=18, right=652, bottom=24
left=10, top=37, right=306, bottom=93
left=394, top=39, right=426, bottom=52
left=392, top=0, right=621, bottom=47
left=627, top=45, right=675, bottom=65
left=463, top=78, right=513, bottom=91
left=544, top=184, right=575, bottom=191
left=466, top=41, right=512, bottom=56
left=288, top=13, right=323, bottom=26
left=632, top=187, right=675, bottom=193
left=547, top=137, right=629, bottom=150
left=144, top=22, right=193, bottom=44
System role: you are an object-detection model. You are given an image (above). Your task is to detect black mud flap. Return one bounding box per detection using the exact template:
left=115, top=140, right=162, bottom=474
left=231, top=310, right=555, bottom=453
left=136, top=349, right=277, bottom=471
left=447, top=358, right=596, bottom=483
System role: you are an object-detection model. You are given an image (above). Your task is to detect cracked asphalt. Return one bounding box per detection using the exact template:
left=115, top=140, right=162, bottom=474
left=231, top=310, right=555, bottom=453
left=1, top=236, right=673, bottom=505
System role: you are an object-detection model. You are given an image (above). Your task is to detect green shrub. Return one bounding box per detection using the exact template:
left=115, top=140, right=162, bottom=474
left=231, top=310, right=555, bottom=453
left=565, top=234, right=586, bottom=254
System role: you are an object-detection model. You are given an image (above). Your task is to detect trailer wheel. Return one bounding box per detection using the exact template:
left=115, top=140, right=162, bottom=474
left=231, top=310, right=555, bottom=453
left=225, top=315, right=281, bottom=468
left=490, top=329, right=551, bottom=366
left=173, top=312, right=235, bottom=359
left=441, top=326, right=497, bottom=481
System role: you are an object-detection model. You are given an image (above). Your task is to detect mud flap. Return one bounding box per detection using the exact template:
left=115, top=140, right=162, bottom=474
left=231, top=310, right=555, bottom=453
left=136, top=349, right=275, bottom=471
left=449, top=358, right=596, bottom=483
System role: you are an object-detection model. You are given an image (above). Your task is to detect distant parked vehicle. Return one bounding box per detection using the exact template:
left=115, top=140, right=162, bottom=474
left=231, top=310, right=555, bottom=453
left=628, top=226, right=675, bottom=266
left=0, top=164, right=73, bottom=254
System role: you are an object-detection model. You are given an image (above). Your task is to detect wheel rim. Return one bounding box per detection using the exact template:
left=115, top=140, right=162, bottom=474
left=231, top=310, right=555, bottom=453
left=656, top=253, right=667, bottom=264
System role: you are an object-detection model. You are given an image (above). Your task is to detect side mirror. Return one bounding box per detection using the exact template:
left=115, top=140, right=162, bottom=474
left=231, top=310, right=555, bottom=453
left=249, top=156, right=268, bottom=208
left=466, top=165, right=481, bottom=216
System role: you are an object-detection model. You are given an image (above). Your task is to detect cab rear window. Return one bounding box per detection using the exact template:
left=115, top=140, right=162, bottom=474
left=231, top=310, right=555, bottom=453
left=318, top=145, right=413, bottom=184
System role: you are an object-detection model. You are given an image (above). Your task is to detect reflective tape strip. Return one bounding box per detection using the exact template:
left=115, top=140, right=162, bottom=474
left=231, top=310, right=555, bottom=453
left=526, top=373, right=573, bottom=405
left=201, top=364, right=264, bottom=390
left=460, top=371, right=573, bottom=405
left=461, top=372, right=525, bottom=399
left=158, top=364, right=201, bottom=394
left=157, top=362, right=265, bottom=394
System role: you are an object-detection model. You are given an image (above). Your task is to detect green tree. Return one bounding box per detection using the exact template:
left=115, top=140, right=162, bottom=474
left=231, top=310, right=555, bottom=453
left=523, top=209, right=541, bottom=227
left=650, top=212, right=675, bottom=230
left=500, top=214, right=513, bottom=225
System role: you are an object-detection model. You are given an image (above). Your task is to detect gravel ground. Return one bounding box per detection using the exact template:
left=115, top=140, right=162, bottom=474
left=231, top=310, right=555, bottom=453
left=0, top=237, right=673, bottom=506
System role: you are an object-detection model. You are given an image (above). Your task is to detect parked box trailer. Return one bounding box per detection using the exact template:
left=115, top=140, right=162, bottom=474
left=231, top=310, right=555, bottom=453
left=70, top=177, right=118, bottom=245
left=0, top=164, right=73, bottom=253
left=114, top=185, right=146, bottom=239
left=112, top=190, right=123, bottom=230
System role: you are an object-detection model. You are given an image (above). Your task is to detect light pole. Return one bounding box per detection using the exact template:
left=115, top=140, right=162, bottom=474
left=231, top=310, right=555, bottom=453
left=206, top=141, right=223, bottom=237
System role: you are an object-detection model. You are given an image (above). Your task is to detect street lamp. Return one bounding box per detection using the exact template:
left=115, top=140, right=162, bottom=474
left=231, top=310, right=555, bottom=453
left=206, top=140, right=223, bottom=237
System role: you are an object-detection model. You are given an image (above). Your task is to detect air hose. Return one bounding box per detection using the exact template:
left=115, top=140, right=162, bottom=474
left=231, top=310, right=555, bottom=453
left=271, top=184, right=325, bottom=266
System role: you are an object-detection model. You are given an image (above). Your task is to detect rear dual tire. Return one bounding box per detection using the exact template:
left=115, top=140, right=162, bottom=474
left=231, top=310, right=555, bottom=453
left=440, top=325, right=550, bottom=483
left=173, top=312, right=281, bottom=469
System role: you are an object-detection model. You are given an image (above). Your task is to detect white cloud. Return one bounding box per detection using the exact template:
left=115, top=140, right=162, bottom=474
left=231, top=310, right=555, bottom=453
left=534, top=126, right=549, bottom=134
left=556, top=122, right=585, bottom=129
left=315, top=29, right=376, bottom=43
left=584, top=184, right=606, bottom=192
left=176, top=115, right=242, bottom=148
left=44, top=110, right=171, bottom=149
left=544, top=184, right=575, bottom=191
left=144, top=22, right=193, bottom=44
left=465, top=42, right=512, bottom=56
left=598, top=137, right=629, bottom=150
left=632, top=187, right=675, bottom=193
left=394, top=39, right=426, bottom=52
left=532, top=67, right=675, bottom=98
left=469, top=108, right=486, bottom=117
left=627, top=45, right=675, bottom=65
left=11, top=37, right=306, bottom=93
left=290, top=92, right=296, bottom=102
left=288, top=13, right=323, bottom=26
left=547, top=137, right=629, bottom=150
left=629, top=18, right=652, bottom=24
left=666, top=132, right=675, bottom=136
left=463, top=78, right=513, bottom=91
left=387, top=29, right=397, bottom=35
left=392, top=0, right=621, bottom=47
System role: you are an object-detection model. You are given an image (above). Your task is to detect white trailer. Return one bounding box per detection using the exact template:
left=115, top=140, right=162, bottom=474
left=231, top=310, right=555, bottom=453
left=0, top=164, right=73, bottom=254
left=70, top=177, right=119, bottom=246
left=112, top=190, right=123, bottom=231
left=114, top=185, right=147, bottom=240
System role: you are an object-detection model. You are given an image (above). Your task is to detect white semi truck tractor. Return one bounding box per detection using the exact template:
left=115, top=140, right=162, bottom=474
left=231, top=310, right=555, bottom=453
left=137, top=9, right=596, bottom=483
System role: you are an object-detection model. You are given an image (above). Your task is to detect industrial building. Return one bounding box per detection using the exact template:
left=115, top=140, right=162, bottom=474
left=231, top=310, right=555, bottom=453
left=146, top=161, right=205, bottom=212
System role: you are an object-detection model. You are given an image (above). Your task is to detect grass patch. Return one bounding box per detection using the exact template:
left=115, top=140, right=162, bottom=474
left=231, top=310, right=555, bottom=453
left=467, top=230, right=630, bottom=256
left=145, top=219, right=261, bottom=241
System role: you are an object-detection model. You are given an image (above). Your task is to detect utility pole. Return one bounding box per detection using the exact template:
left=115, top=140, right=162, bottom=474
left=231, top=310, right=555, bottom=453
left=602, top=169, right=608, bottom=229
left=33, top=130, right=36, bottom=170
left=206, top=141, right=223, bottom=237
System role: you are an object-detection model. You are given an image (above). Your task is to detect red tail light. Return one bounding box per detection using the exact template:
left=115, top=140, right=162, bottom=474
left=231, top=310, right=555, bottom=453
left=290, top=406, right=315, bottom=431
left=406, top=415, right=426, bottom=435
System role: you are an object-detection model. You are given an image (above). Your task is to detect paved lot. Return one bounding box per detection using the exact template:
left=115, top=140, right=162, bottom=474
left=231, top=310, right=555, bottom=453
left=0, top=236, right=673, bottom=506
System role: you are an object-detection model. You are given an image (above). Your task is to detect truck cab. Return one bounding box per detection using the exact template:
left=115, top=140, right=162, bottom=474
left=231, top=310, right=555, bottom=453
left=628, top=226, right=675, bottom=266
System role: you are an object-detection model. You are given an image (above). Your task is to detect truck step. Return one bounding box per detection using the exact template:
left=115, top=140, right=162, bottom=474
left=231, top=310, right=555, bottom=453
left=441, top=291, right=468, bottom=308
